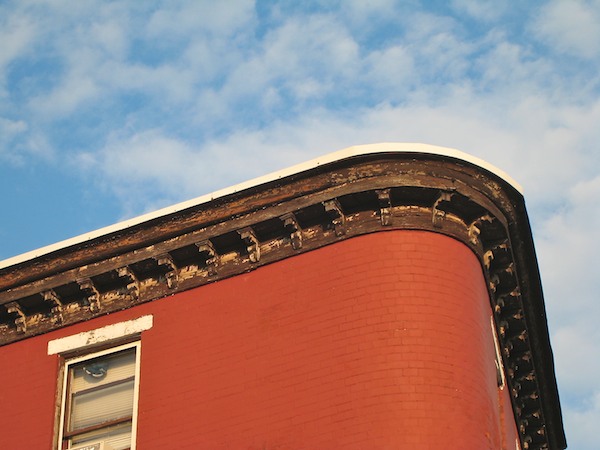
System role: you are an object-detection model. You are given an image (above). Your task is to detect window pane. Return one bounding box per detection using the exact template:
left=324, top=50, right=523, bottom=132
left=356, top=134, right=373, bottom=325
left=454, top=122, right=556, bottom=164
left=70, top=379, right=134, bottom=431
left=70, top=421, right=132, bottom=450
left=71, top=349, right=136, bottom=393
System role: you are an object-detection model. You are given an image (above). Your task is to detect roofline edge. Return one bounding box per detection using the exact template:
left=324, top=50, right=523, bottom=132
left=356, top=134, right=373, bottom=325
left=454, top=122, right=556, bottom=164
left=0, top=143, right=522, bottom=270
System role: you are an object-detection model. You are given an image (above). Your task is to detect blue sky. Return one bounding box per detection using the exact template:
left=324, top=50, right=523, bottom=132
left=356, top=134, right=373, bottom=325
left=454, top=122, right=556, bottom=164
left=1, top=0, right=599, bottom=447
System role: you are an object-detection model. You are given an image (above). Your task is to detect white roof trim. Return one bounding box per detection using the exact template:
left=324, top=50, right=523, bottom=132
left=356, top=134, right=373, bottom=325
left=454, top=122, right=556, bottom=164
left=0, top=143, right=521, bottom=270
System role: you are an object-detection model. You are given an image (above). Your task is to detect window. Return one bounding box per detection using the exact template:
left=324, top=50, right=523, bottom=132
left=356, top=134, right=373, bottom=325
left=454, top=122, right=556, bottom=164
left=58, top=341, right=141, bottom=450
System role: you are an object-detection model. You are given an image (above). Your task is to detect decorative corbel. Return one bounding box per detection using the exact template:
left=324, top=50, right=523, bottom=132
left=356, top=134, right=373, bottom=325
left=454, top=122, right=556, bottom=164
left=500, top=313, right=526, bottom=347
left=196, top=240, right=218, bottom=276
left=494, top=289, right=521, bottom=315
left=510, top=353, right=533, bottom=379
left=117, top=266, right=140, bottom=300
left=468, top=214, right=494, bottom=245
left=489, top=273, right=501, bottom=294
left=432, top=191, right=453, bottom=228
left=521, top=434, right=533, bottom=450
left=525, top=425, right=546, bottom=448
left=489, top=262, right=517, bottom=295
left=499, top=319, right=510, bottom=340
left=281, top=212, right=302, bottom=250
left=155, top=253, right=179, bottom=289
left=323, top=199, right=345, bottom=236
left=514, top=372, right=537, bottom=397
left=484, top=241, right=510, bottom=270
left=483, top=249, right=494, bottom=270
left=506, top=330, right=529, bottom=358
left=5, top=301, right=26, bottom=334
left=238, top=227, right=260, bottom=263
left=521, top=388, right=540, bottom=405
left=78, top=278, right=101, bottom=313
left=376, top=189, right=392, bottom=226
left=42, top=289, right=64, bottom=324
left=502, top=262, right=516, bottom=278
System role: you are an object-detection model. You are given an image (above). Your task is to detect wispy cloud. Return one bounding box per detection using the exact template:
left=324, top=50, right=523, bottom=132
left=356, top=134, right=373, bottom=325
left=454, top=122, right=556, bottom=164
left=533, top=0, right=600, bottom=59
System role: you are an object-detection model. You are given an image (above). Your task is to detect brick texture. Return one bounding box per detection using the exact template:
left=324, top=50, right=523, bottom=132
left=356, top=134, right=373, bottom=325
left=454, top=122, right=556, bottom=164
left=0, top=230, right=519, bottom=449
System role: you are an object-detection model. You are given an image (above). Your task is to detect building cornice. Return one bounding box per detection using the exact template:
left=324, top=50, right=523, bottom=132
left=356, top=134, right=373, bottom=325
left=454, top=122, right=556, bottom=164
left=0, top=144, right=565, bottom=449
left=0, top=143, right=522, bottom=272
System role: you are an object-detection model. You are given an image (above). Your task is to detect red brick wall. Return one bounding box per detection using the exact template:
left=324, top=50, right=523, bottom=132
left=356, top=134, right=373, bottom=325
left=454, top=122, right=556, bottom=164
left=499, top=374, right=521, bottom=449
left=0, top=331, right=58, bottom=448
left=0, top=230, right=519, bottom=449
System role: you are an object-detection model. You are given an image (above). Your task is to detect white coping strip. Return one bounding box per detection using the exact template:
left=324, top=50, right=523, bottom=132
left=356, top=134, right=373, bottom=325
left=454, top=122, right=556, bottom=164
left=1, top=143, right=522, bottom=270
left=47, top=315, right=153, bottom=355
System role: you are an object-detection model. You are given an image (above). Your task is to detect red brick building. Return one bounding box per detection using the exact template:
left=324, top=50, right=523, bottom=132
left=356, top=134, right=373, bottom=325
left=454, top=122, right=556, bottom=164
left=0, top=144, right=566, bottom=449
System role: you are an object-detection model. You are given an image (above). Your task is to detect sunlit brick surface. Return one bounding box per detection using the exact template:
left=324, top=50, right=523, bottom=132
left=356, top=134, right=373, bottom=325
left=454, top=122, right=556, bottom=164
left=138, top=231, right=509, bottom=448
left=0, top=231, right=519, bottom=449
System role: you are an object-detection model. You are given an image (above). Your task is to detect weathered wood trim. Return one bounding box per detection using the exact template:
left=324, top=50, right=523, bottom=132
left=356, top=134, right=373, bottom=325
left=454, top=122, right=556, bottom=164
left=0, top=158, right=511, bottom=290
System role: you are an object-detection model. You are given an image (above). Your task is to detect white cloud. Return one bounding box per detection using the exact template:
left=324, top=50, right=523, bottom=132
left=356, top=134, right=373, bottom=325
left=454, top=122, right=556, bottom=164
left=90, top=129, right=205, bottom=200
left=0, top=117, right=54, bottom=163
left=475, top=40, right=548, bottom=90
left=365, top=45, right=414, bottom=89
left=0, top=117, right=27, bottom=136
left=84, top=87, right=599, bottom=216
left=562, top=390, right=600, bottom=449
left=88, top=16, right=129, bottom=61
left=11, top=1, right=259, bottom=131
left=0, top=117, right=28, bottom=162
left=0, top=14, right=34, bottom=67
left=343, top=0, right=399, bottom=17
left=537, top=175, right=600, bottom=322
left=533, top=0, right=600, bottom=59
left=146, top=0, right=254, bottom=38
left=399, top=13, right=474, bottom=81
left=553, top=325, right=600, bottom=399
left=232, top=14, right=360, bottom=95
left=451, top=0, right=511, bottom=21
left=0, top=10, right=36, bottom=97
left=532, top=173, right=600, bottom=450
left=30, top=73, right=99, bottom=117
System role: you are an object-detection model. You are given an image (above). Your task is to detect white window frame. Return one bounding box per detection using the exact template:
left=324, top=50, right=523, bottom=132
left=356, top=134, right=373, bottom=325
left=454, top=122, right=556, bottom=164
left=50, top=317, right=151, bottom=450
left=57, top=340, right=142, bottom=450
left=48, top=315, right=152, bottom=356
